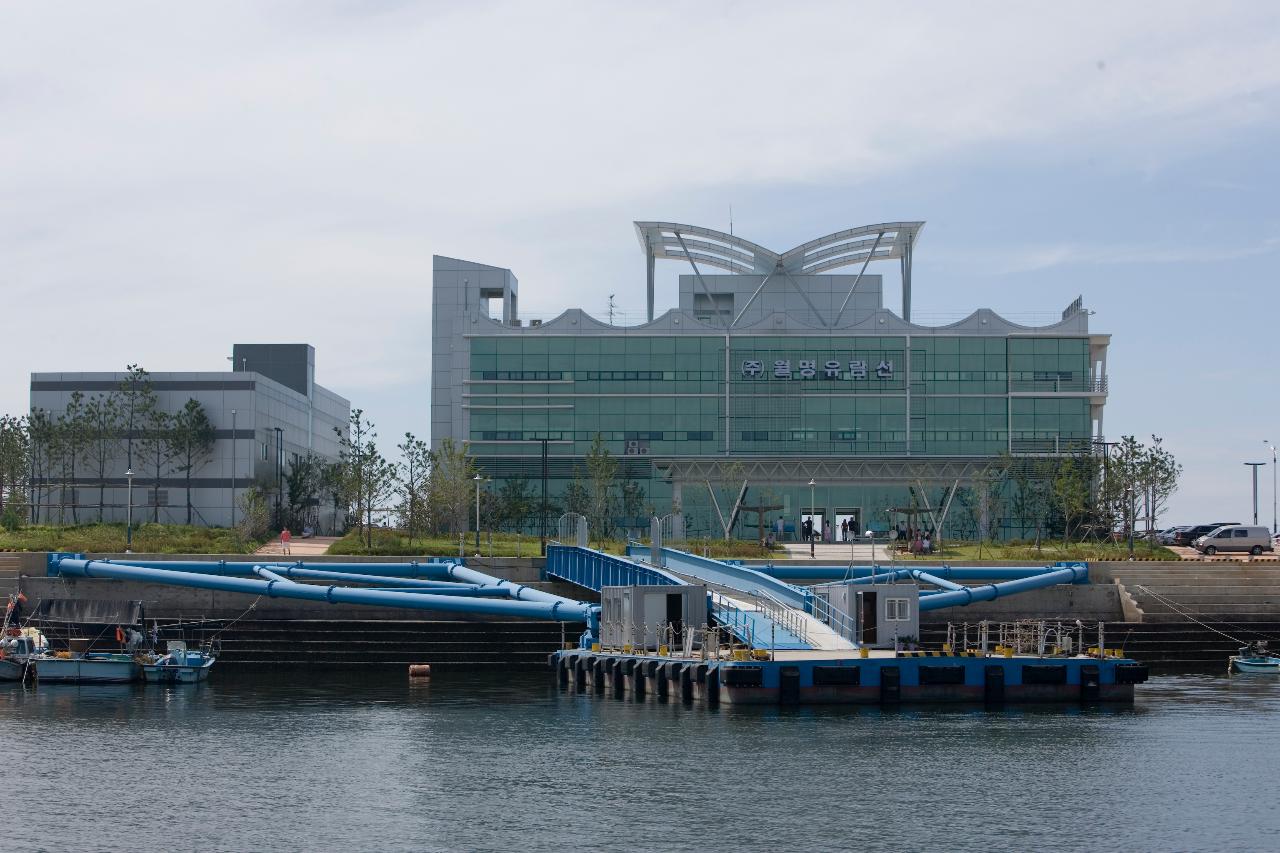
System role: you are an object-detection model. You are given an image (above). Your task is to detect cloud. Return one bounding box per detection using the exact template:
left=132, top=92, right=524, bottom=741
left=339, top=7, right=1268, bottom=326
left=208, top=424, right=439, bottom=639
left=3, top=0, right=1280, bottom=473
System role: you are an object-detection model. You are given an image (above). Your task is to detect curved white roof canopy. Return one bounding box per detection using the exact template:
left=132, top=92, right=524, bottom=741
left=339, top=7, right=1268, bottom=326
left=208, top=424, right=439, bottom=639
left=635, top=220, right=924, bottom=321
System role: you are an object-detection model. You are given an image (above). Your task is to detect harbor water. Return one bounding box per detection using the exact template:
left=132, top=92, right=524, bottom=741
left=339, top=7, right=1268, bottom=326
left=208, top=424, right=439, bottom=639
left=3, top=669, right=1278, bottom=852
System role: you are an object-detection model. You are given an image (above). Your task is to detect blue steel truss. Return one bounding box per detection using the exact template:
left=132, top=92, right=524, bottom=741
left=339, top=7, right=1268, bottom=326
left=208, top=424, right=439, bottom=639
left=544, top=545, right=687, bottom=592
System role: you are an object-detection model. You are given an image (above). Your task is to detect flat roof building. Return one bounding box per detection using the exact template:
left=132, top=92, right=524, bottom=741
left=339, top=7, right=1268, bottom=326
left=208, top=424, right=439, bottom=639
left=431, top=221, right=1109, bottom=541
left=30, top=344, right=350, bottom=531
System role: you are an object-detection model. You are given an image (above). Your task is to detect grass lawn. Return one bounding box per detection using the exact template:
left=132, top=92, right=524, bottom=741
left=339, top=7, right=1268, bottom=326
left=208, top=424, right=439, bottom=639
left=0, top=523, right=261, bottom=555
left=901, top=539, right=1179, bottom=562
left=329, top=528, right=777, bottom=560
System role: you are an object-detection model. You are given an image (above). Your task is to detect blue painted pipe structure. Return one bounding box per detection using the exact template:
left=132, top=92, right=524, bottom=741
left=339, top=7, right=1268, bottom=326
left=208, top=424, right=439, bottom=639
left=250, top=565, right=481, bottom=589
left=917, top=564, right=1089, bottom=611
left=757, top=565, right=1075, bottom=582
left=52, top=558, right=598, bottom=631
left=82, top=559, right=458, bottom=578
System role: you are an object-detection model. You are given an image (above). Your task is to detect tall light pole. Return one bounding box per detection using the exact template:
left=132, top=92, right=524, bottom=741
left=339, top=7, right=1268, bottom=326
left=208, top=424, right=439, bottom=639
left=474, top=473, right=484, bottom=553
left=1245, top=462, right=1265, bottom=526
left=808, top=478, right=816, bottom=558
left=125, top=468, right=134, bottom=553
left=1124, top=486, right=1134, bottom=560
left=230, top=409, right=237, bottom=529
left=1265, top=441, right=1277, bottom=535
left=274, top=427, right=284, bottom=529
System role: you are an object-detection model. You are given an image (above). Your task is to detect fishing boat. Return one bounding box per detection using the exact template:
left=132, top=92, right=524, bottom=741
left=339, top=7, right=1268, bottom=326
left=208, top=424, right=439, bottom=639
left=28, top=650, right=142, bottom=684
left=1229, top=641, right=1280, bottom=674
left=0, top=627, right=49, bottom=682
left=140, top=641, right=216, bottom=684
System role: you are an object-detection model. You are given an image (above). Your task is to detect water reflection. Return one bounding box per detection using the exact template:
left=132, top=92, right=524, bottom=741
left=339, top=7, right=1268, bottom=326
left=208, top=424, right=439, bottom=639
left=3, top=669, right=1279, bottom=852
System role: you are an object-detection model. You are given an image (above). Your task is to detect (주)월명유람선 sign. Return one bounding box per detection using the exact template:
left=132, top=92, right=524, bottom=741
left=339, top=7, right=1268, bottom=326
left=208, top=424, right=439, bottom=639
left=740, top=359, right=895, bottom=380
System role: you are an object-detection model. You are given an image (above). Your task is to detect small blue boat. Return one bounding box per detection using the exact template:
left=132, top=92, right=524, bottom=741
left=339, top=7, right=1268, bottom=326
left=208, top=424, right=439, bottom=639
left=0, top=628, right=49, bottom=682
left=140, top=641, right=216, bottom=684
left=1230, top=642, right=1280, bottom=674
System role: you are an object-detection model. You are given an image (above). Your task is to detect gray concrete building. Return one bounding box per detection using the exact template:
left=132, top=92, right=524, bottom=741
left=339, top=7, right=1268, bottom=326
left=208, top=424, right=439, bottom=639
left=29, top=344, right=350, bottom=530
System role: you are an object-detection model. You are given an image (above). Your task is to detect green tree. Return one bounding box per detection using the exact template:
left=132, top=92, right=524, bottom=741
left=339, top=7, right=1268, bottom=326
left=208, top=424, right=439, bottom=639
left=1052, top=452, right=1094, bottom=543
left=584, top=433, right=618, bottom=542
left=334, top=409, right=397, bottom=548
left=26, top=409, right=55, bottom=523
left=396, top=433, right=431, bottom=545
left=284, top=451, right=326, bottom=531
left=1138, top=435, right=1181, bottom=539
left=427, top=437, right=475, bottom=535
left=54, top=392, right=90, bottom=523
left=236, top=486, right=272, bottom=545
left=170, top=399, right=217, bottom=525
left=620, top=478, right=646, bottom=531
left=117, top=364, right=156, bottom=473
left=497, top=476, right=534, bottom=536
left=0, top=414, right=30, bottom=521
left=562, top=478, right=590, bottom=520
left=138, top=407, right=174, bottom=523
left=319, top=461, right=347, bottom=535
left=81, top=393, right=122, bottom=522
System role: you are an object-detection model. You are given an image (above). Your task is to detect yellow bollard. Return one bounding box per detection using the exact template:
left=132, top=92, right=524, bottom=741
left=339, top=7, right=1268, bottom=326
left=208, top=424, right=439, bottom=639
left=658, top=645, right=670, bottom=657
left=591, top=643, right=600, bottom=653
left=1003, top=647, right=1014, bottom=658
left=859, top=647, right=869, bottom=659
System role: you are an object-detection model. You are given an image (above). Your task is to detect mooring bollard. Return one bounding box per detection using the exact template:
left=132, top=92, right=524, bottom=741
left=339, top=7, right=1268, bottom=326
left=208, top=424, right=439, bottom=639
left=408, top=664, right=432, bottom=679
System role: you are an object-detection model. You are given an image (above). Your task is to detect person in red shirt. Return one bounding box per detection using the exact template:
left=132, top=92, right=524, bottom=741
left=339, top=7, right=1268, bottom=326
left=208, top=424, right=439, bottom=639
left=280, top=528, right=292, bottom=555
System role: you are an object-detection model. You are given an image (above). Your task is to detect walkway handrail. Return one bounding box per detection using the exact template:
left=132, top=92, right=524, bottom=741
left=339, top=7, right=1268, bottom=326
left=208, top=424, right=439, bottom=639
left=810, top=594, right=857, bottom=642
left=748, top=587, right=810, bottom=646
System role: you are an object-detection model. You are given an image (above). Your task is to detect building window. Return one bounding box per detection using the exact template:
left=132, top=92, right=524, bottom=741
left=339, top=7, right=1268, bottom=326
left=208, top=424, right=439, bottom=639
left=685, top=431, right=713, bottom=441
left=261, top=442, right=269, bottom=461
left=885, top=598, right=911, bottom=621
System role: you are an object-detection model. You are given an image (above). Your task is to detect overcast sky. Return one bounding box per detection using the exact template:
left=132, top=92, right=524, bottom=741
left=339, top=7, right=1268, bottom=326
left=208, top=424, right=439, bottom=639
left=4, top=2, right=1279, bottom=525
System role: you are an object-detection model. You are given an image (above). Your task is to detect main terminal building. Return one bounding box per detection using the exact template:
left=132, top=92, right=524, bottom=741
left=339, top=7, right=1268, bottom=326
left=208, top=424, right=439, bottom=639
left=431, top=221, right=1109, bottom=540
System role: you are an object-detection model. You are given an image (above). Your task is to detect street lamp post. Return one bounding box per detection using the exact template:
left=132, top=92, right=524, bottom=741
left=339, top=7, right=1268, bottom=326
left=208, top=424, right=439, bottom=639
left=230, top=409, right=237, bottom=529
left=125, top=468, right=134, bottom=553
left=808, top=478, right=816, bottom=558
left=474, top=473, right=484, bottom=553
left=1124, top=486, right=1134, bottom=560
left=274, top=427, right=284, bottom=529
left=1245, top=462, right=1266, bottom=526
left=1265, top=441, right=1277, bottom=535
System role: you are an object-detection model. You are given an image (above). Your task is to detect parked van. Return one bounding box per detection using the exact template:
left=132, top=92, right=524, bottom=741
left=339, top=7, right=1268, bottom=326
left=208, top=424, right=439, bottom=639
left=1193, top=525, right=1274, bottom=556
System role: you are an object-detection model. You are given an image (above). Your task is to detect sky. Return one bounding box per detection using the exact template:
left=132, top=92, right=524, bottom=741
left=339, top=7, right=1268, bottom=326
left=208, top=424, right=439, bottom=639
left=3, top=1, right=1279, bottom=525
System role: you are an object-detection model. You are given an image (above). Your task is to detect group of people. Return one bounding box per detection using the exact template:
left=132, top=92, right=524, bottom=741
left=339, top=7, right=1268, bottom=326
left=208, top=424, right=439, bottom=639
left=797, top=516, right=861, bottom=543
left=894, top=522, right=934, bottom=555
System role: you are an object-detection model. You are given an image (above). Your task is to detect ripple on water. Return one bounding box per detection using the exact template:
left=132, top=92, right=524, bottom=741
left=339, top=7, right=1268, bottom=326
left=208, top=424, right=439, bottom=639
left=3, top=670, right=1279, bottom=852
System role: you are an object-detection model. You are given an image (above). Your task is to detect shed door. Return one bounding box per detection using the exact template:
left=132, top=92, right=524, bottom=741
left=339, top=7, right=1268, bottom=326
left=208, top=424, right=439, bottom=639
left=859, top=591, right=878, bottom=645
left=665, top=592, right=685, bottom=639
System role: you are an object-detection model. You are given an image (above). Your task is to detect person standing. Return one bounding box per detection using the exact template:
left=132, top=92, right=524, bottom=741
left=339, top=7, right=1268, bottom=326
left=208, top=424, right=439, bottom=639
left=280, top=527, right=292, bottom=555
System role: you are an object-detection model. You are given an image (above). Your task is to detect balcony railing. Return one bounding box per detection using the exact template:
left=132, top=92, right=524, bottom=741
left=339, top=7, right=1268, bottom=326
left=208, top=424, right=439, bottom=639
left=1009, top=377, right=1108, bottom=394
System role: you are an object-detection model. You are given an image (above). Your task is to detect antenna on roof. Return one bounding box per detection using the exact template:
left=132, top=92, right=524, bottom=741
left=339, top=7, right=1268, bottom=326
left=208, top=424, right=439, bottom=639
left=608, top=293, right=617, bottom=325
left=729, top=205, right=733, bottom=236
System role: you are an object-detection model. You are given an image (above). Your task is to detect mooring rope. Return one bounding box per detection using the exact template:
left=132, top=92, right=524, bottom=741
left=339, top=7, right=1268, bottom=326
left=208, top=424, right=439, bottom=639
left=203, top=596, right=262, bottom=645
left=1131, top=585, right=1280, bottom=644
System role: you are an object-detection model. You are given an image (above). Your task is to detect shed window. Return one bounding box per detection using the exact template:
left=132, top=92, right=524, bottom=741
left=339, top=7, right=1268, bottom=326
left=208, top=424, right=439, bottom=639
left=885, top=598, right=911, bottom=621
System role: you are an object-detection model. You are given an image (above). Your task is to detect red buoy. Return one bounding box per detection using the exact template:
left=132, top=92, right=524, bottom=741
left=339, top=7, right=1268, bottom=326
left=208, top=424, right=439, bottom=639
left=408, top=664, right=431, bottom=679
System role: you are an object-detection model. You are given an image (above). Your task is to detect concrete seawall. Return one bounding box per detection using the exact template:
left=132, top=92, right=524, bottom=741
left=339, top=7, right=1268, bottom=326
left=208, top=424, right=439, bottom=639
left=10, top=553, right=1280, bottom=669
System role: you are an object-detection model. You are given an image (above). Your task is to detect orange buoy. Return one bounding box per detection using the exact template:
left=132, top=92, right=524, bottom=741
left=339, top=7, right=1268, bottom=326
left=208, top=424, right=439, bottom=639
left=408, top=664, right=432, bottom=679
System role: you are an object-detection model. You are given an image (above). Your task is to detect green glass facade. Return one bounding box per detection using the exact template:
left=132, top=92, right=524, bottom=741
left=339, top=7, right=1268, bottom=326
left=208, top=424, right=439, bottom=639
left=465, top=333, right=1096, bottom=539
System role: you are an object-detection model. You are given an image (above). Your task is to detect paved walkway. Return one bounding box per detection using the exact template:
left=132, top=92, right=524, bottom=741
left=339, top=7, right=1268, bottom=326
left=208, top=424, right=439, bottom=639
left=254, top=536, right=339, bottom=557
left=777, top=542, right=906, bottom=561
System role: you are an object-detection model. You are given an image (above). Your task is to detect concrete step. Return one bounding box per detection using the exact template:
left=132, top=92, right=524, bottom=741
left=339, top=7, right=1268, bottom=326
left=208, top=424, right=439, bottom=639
left=0, top=554, right=22, bottom=580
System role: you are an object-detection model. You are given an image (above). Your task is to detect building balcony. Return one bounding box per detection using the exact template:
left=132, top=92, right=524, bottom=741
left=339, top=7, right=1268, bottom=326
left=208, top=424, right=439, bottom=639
left=1009, top=376, right=1108, bottom=394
